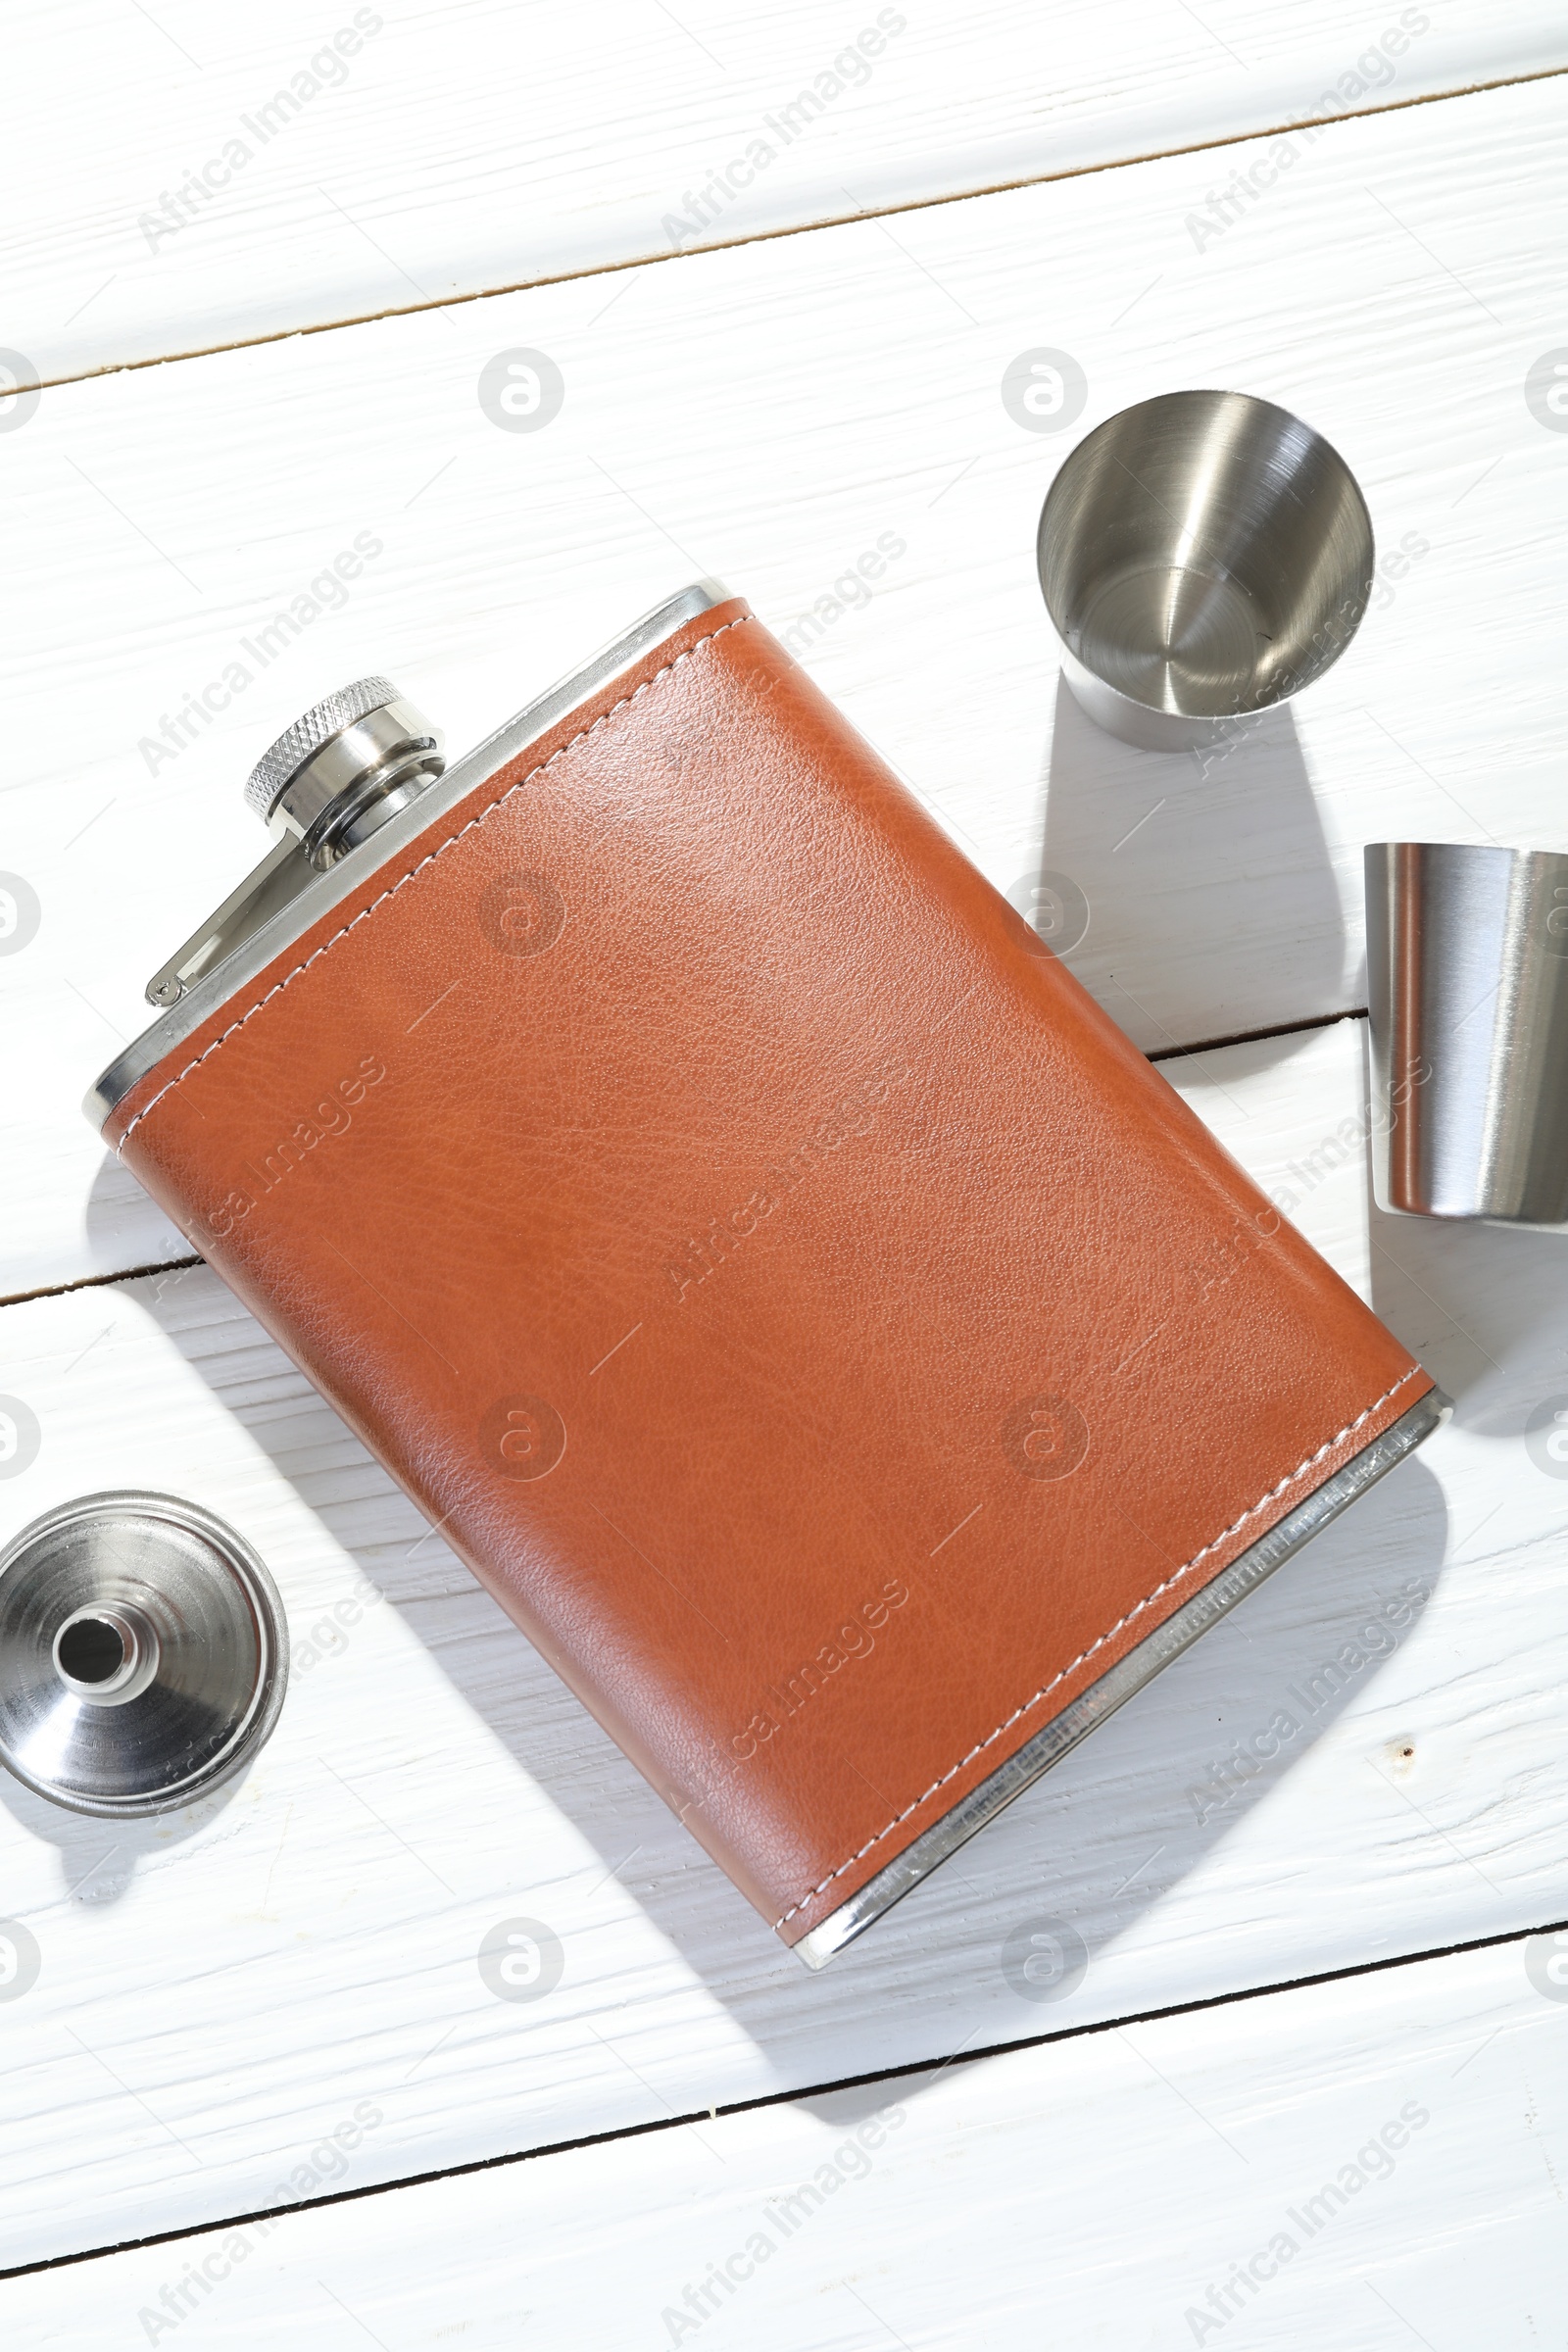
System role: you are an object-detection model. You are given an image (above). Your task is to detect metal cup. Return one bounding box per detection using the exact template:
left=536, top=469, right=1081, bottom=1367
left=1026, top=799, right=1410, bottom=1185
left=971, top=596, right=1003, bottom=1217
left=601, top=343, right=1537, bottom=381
left=1366, top=842, right=1568, bottom=1227
left=1037, top=390, right=1374, bottom=753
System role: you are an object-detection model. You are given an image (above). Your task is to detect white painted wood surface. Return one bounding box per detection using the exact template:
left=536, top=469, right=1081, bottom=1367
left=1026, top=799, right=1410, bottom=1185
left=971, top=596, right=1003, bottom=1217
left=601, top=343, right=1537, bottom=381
left=0, top=1019, right=1564, bottom=2267
left=4, top=14, right=1566, bottom=2325
left=9, top=3, right=1563, bottom=384
left=6, top=1928, right=1565, bottom=2347
left=7, top=74, right=1568, bottom=1298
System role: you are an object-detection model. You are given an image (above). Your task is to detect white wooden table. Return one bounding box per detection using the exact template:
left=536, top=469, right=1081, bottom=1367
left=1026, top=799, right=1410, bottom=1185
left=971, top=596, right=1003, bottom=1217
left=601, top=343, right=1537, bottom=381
left=4, top=7, right=1568, bottom=2341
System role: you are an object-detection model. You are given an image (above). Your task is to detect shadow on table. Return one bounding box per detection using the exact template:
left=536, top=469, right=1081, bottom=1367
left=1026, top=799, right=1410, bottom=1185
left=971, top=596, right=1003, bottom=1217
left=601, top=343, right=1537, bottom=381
left=127, top=1259, right=1453, bottom=2098
left=1031, top=674, right=1347, bottom=1064
left=0, top=1770, right=252, bottom=1906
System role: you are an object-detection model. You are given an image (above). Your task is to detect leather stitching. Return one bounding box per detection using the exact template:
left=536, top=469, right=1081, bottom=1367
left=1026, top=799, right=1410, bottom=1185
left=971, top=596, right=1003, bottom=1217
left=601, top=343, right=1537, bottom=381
left=113, top=624, right=1422, bottom=1944
left=773, top=1363, right=1425, bottom=1933
left=117, top=615, right=756, bottom=1150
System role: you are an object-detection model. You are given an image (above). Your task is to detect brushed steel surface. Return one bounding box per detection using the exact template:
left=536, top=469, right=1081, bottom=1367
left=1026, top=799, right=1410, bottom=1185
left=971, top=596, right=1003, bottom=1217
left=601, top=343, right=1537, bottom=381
left=1037, top=390, right=1373, bottom=753
left=146, top=689, right=446, bottom=1009
left=263, top=695, right=447, bottom=867
left=0, top=1493, right=287, bottom=1816
left=1366, top=841, right=1568, bottom=1226
left=143, top=836, right=315, bottom=1010
left=795, top=1385, right=1448, bottom=1967
left=244, top=676, right=401, bottom=819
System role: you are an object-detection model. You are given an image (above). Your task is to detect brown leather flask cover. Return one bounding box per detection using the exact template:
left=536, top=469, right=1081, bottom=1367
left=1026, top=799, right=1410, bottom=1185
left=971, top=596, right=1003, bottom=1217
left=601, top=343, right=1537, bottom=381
left=104, top=597, right=1433, bottom=1951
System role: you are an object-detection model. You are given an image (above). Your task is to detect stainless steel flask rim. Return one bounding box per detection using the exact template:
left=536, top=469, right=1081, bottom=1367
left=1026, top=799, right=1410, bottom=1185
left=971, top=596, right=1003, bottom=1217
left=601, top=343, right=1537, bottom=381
left=1037, top=388, right=1374, bottom=755
left=795, top=1383, right=1448, bottom=1965
left=0, top=1491, right=288, bottom=1818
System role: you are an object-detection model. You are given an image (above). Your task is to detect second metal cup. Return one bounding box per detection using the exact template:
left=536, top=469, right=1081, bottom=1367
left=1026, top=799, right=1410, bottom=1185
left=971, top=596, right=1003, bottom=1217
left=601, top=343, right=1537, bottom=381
left=1366, top=841, right=1568, bottom=1228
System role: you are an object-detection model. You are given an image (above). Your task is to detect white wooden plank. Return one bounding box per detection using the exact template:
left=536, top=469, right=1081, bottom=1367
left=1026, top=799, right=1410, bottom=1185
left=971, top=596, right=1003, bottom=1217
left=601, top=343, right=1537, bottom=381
left=6, top=1929, right=1565, bottom=2346
left=5, top=76, right=1566, bottom=1295
left=0, top=1018, right=1564, bottom=2265
left=8, top=3, right=1563, bottom=384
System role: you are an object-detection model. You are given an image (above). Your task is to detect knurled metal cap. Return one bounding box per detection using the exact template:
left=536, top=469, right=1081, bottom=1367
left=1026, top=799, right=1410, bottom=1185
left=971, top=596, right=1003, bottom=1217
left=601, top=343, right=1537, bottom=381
left=243, top=677, right=400, bottom=821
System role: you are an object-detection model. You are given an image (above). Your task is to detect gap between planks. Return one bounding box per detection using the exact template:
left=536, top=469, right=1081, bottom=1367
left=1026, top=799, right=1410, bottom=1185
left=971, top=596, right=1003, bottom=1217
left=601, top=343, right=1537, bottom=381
left=0, top=1254, right=203, bottom=1313
left=0, top=1012, right=1368, bottom=1312
left=2, top=1903, right=1562, bottom=2288
left=20, top=66, right=1567, bottom=399
left=0, top=1011, right=1368, bottom=1312
left=1148, top=1006, right=1368, bottom=1062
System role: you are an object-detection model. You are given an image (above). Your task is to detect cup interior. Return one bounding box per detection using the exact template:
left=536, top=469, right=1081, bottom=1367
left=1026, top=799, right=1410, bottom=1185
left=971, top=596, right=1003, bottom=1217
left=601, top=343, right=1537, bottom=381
left=1038, top=390, right=1373, bottom=720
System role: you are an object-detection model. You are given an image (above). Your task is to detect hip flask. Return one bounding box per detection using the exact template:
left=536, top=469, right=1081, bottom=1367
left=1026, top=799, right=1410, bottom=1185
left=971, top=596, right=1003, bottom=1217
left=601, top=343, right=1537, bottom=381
left=89, top=582, right=1444, bottom=1963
